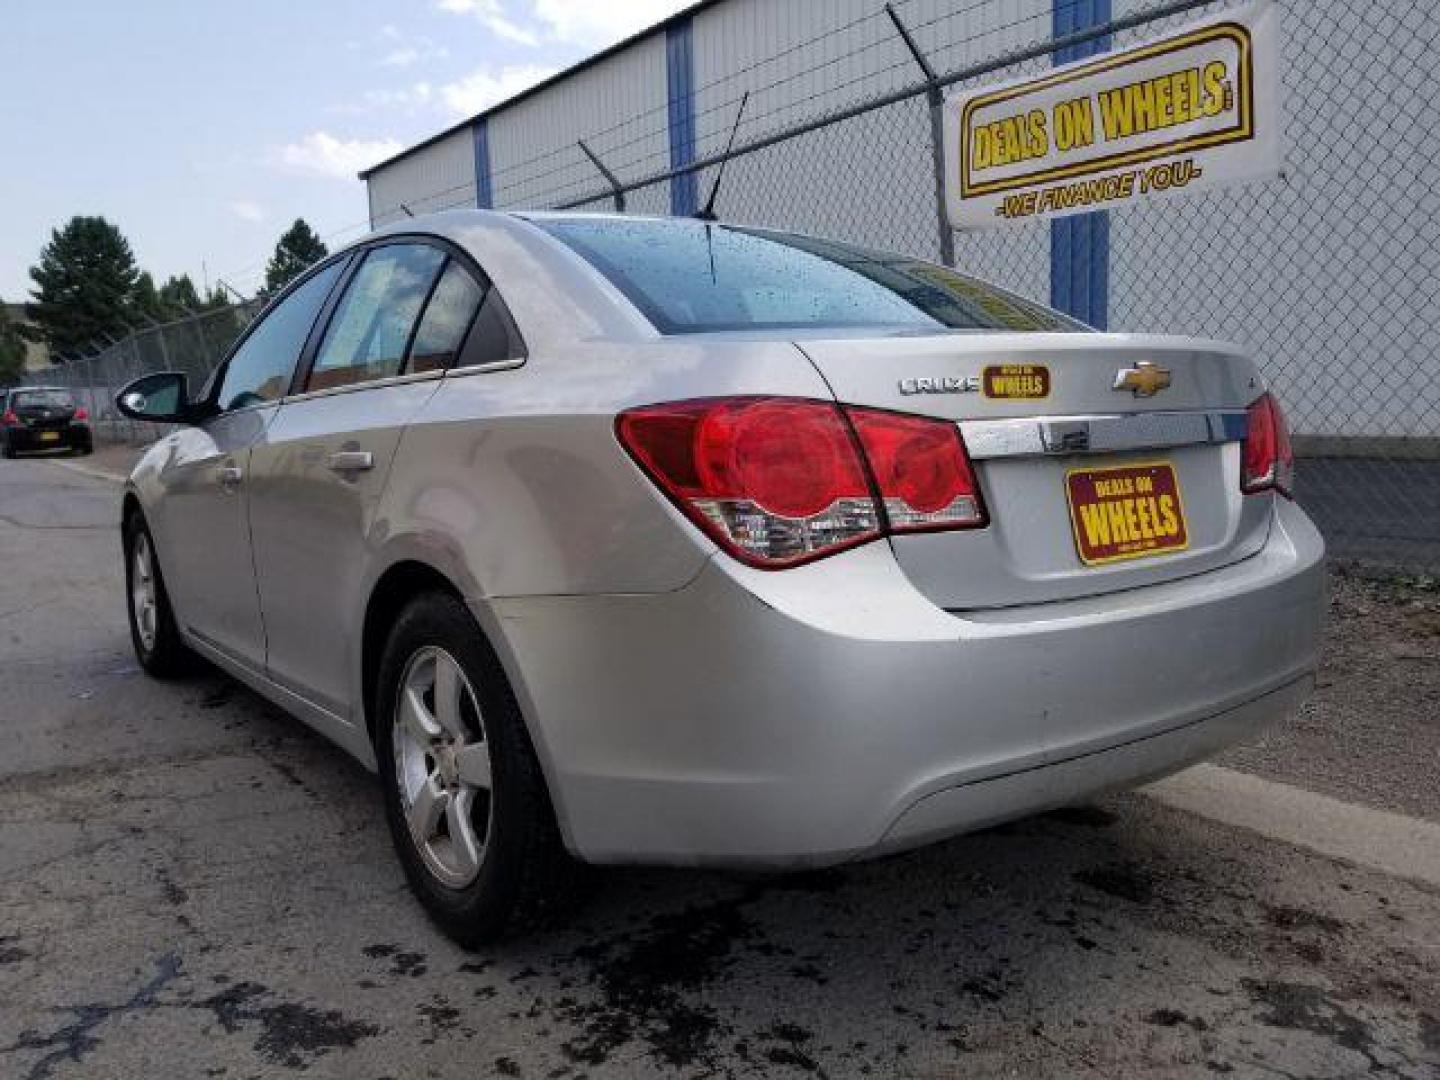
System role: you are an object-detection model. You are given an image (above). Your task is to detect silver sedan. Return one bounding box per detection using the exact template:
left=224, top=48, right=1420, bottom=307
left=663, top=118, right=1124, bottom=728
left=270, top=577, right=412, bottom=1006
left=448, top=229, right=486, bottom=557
left=116, top=211, right=1325, bottom=944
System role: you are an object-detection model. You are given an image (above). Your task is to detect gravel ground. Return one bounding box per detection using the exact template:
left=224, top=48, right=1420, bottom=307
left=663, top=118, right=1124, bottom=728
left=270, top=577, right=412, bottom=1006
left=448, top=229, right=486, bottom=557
left=1222, top=565, right=1440, bottom=822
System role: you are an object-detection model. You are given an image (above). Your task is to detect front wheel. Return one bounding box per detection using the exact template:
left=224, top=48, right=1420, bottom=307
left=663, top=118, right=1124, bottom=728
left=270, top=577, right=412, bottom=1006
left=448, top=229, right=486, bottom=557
left=375, top=592, right=584, bottom=945
left=123, top=513, right=192, bottom=677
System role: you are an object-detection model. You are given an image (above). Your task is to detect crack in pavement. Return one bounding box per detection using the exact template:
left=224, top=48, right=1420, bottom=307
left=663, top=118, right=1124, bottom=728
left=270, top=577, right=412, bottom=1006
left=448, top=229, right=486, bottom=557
left=1, top=953, right=182, bottom=1080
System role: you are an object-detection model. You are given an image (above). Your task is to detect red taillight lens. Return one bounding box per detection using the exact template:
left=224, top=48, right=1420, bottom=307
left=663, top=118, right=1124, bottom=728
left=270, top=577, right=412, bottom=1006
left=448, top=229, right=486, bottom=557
left=73, top=406, right=89, bottom=421
left=1, top=410, right=16, bottom=425
left=616, top=397, right=986, bottom=568
left=617, top=398, right=880, bottom=567
left=1241, top=392, right=1294, bottom=497
left=845, top=406, right=986, bottom=532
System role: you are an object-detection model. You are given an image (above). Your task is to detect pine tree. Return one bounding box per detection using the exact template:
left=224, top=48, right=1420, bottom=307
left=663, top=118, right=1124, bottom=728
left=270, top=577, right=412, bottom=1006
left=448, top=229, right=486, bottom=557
left=263, top=219, right=329, bottom=295
left=132, top=271, right=166, bottom=325
left=157, top=274, right=203, bottom=317
left=27, top=216, right=140, bottom=361
left=0, top=304, right=26, bottom=384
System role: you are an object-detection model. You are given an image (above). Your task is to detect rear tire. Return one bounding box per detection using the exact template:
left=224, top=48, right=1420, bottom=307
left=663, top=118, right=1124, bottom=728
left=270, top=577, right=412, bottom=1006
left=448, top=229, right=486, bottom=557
left=375, top=591, right=585, bottom=946
left=123, top=512, right=192, bottom=678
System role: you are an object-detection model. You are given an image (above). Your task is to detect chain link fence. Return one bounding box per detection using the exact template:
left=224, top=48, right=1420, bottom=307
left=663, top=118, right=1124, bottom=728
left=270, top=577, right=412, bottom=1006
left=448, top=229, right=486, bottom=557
left=18, top=303, right=260, bottom=445
left=538, top=0, right=1439, bottom=570
left=19, top=0, right=1437, bottom=569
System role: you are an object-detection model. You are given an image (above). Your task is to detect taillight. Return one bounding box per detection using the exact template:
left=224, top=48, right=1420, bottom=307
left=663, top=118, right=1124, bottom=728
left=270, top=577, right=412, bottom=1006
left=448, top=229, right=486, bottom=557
left=845, top=406, right=986, bottom=532
left=74, top=406, right=89, bottom=421
left=1241, top=392, right=1294, bottom=497
left=616, top=397, right=985, bottom=568
left=1, top=410, right=16, bottom=425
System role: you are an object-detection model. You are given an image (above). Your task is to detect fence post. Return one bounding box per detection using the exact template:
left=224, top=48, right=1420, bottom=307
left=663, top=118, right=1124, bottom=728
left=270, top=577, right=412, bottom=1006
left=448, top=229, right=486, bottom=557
left=577, top=140, right=626, bottom=212
left=885, top=4, right=954, bottom=267
left=1050, top=0, right=1111, bottom=327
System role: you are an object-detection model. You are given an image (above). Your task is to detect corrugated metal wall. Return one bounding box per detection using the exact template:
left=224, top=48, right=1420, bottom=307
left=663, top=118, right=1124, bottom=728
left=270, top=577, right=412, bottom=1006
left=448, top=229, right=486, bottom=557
left=489, top=34, right=671, bottom=215
left=360, top=0, right=1440, bottom=440
left=368, top=128, right=476, bottom=228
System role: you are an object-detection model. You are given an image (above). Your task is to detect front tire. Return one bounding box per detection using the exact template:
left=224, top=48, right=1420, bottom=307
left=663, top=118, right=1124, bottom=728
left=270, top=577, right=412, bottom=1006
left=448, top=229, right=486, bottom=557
left=123, top=512, right=192, bottom=677
left=375, top=592, right=583, bottom=945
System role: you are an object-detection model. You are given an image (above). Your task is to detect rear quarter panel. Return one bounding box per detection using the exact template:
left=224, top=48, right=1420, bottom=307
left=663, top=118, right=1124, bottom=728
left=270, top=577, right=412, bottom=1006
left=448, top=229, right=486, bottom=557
left=374, top=337, right=835, bottom=599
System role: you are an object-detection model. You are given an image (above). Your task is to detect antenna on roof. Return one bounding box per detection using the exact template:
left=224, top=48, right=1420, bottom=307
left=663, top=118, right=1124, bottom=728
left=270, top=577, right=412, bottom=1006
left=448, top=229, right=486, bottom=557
left=399, top=203, right=415, bottom=218
left=694, top=91, right=749, bottom=222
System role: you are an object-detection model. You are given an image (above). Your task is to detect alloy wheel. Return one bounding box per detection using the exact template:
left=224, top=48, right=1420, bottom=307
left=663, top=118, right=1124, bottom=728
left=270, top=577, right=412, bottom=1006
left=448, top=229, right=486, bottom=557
left=392, top=646, right=493, bottom=888
left=131, top=533, right=158, bottom=652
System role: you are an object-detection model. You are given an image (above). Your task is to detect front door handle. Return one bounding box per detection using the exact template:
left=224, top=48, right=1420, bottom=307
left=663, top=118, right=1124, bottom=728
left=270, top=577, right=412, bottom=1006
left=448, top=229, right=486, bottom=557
left=326, top=450, right=374, bottom=474
left=218, top=464, right=244, bottom=489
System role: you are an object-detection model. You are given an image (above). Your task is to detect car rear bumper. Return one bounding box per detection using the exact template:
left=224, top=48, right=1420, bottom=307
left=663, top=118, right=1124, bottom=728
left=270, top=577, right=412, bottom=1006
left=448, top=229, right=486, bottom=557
left=4, top=424, right=90, bottom=451
left=488, top=497, right=1325, bottom=868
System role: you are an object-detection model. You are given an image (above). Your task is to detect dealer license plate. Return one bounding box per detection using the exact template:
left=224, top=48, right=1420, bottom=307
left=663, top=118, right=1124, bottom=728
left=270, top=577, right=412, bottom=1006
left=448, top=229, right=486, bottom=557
left=1065, top=461, right=1189, bottom=566
left=39, top=431, right=60, bottom=443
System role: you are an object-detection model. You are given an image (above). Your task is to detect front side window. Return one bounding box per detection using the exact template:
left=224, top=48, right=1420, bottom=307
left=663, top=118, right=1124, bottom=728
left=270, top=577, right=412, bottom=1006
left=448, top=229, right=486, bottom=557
left=308, top=244, right=445, bottom=391
left=535, top=217, right=1080, bottom=334
left=217, top=260, right=343, bottom=411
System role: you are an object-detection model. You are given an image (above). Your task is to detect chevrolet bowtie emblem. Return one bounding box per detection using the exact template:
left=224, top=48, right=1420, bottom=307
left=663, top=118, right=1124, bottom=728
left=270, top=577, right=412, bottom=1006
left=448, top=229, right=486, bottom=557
left=1113, top=361, right=1172, bottom=397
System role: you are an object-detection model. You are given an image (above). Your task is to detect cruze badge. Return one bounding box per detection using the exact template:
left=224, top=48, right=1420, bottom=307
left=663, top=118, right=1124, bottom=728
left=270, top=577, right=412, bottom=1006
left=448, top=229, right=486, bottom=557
left=1113, top=361, right=1172, bottom=397
left=898, top=375, right=980, bottom=395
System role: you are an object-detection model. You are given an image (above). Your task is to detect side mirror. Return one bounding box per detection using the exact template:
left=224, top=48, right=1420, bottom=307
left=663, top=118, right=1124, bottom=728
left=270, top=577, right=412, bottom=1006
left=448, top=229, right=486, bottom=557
left=115, top=372, right=196, bottom=424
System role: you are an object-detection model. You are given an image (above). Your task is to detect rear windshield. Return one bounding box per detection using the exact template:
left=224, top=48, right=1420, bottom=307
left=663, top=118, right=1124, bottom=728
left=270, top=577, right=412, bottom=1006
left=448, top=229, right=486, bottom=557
left=534, top=217, right=1080, bottom=334
left=12, top=390, right=75, bottom=409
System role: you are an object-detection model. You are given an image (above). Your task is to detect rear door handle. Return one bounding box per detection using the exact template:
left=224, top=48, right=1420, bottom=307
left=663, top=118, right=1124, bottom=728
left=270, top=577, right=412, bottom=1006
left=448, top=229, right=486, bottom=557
left=326, top=450, right=374, bottom=473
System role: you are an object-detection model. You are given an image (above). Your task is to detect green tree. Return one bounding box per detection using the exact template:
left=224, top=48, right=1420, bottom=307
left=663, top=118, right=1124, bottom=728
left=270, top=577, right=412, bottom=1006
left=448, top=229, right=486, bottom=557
left=27, top=215, right=140, bottom=362
left=263, top=219, right=328, bottom=295
left=158, top=274, right=202, bottom=316
left=0, top=304, right=26, bottom=385
left=199, top=284, right=232, bottom=311
left=131, top=271, right=167, bottom=325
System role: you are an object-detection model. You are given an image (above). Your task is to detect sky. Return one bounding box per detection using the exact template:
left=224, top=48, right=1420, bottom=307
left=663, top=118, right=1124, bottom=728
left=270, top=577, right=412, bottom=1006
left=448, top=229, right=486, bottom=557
left=0, top=0, right=691, bottom=302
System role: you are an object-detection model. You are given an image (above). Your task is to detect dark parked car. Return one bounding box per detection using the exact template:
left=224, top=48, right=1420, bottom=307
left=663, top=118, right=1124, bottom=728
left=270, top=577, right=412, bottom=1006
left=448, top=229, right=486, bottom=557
left=1, top=387, right=92, bottom=457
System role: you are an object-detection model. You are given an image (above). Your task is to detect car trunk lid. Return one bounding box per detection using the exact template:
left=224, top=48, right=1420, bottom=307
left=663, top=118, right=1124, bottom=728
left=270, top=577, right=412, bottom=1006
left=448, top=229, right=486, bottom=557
left=795, top=331, right=1271, bottom=608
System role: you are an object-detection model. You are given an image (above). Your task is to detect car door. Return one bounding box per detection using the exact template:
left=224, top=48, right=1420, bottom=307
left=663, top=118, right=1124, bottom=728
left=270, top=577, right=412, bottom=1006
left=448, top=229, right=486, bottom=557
left=155, top=259, right=346, bottom=668
left=246, top=241, right=488, bottom=716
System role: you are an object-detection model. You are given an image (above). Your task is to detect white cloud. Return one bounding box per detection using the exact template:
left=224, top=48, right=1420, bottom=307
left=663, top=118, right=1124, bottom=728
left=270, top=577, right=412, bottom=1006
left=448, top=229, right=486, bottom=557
left=529, top=0, right=689, bottom=47
left=227, top=200, right=265, bottom=223
left=275, top=132, right=404, bottom=179
left=380, top=36, right=449, bottom=68
left=437, top=0, right=539, bottom=46
left=368, top=82, right=435, bottom=109
left=436, top=0, right=689, bottom=49
left=439, top=63, right=556, bottom=117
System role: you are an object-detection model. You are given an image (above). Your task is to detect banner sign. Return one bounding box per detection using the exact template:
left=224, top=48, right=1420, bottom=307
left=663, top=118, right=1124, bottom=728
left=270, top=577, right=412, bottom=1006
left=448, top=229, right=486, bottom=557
left=943, top=0, right=1279, bottom=229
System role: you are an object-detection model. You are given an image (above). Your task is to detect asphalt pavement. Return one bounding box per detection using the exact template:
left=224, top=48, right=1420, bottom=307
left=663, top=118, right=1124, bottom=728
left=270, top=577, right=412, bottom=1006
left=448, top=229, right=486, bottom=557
left=0, top=457, right=1436, bottom=1079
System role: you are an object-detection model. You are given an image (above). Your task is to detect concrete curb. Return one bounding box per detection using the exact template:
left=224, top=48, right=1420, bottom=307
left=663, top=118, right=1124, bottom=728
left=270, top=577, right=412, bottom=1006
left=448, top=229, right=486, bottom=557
left=1146, top=763, right=1440, bottom=888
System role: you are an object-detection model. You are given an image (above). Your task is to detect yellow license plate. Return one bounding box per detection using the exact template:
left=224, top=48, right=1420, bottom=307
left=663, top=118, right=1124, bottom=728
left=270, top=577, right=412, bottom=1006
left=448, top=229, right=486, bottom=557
left=1065, top=461, right=1189, bottom=566
left=39, top=431, right=60, bottom=443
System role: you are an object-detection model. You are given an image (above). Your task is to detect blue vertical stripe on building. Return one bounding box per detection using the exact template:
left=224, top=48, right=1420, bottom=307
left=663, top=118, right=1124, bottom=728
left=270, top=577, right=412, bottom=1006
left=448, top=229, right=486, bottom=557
left=1050, top=0, right=1111, bottom=328
left=473, top=119, right=493, bottom=210
left=666, top=19, right=698, bottom=216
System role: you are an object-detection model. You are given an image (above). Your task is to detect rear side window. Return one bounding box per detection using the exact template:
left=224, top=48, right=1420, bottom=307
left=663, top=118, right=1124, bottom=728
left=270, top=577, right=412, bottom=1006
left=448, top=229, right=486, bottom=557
left=13, top=390, right=75, bottom=409
left=408, top=262, right=484, bottom=373
left=457, top=291, right=524, bottom=368
left=309, top=244, right=446, bottom=391
left=536, top=217, right=1079, bottom=334
left=218, top=260, right=344, bottom=411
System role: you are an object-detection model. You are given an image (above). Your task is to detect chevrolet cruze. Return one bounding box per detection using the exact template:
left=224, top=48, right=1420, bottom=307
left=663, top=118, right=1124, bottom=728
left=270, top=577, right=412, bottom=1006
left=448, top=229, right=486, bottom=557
left=116, top=211, right=1325, bottom=943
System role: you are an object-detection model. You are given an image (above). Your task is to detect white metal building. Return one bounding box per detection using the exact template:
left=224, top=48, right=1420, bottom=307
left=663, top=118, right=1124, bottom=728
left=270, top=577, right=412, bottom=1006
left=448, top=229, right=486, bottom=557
left=360, top=0, right=1440, bottom=442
